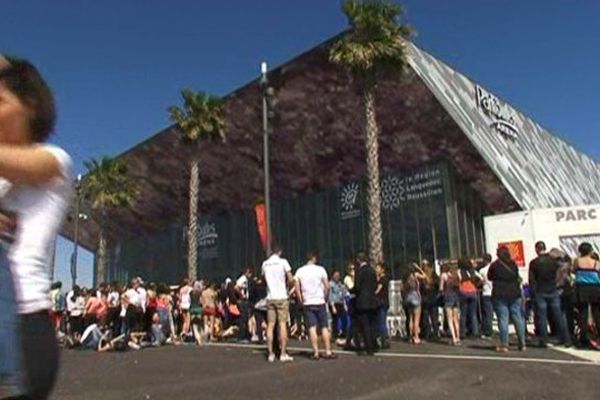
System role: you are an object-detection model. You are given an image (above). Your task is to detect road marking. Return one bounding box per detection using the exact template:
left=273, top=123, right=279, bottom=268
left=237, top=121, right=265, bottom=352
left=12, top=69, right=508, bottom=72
left=205, top=342, right=600, bottom=367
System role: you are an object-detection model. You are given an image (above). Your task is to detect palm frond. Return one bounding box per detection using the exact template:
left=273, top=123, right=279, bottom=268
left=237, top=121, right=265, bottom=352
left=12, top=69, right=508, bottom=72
left=330, top=0, right=413, bottom=79
left=168, top=88, right=226, bottom=143
left=83, top=156, right=140, bottom=213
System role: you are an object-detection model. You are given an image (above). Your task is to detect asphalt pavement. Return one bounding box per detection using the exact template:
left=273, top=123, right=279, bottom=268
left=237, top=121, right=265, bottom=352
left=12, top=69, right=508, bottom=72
left=50, top=338, right=600, bottom=400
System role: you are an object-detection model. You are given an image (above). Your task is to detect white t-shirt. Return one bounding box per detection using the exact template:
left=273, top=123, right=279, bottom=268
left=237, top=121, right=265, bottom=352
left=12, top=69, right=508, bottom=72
left=295, top=263, right=328, bottom=306
left=479, top=263, right=493, bottom=297
left=107, top=290, right=120, bottom=308
left=137, top=287, right=147, bottom=312
left=236, top=275, right=249, bottom=300
left=179, top=286, right=191, bottom=310
left=66, top=290, right=76, bottom=313
left=1, top=145, right=72, bottom=314
left=125, top=288, right=141, bottom=308
left=261, top=254, right=291, bottom=301
left=70, top=296, right=85, bottom=317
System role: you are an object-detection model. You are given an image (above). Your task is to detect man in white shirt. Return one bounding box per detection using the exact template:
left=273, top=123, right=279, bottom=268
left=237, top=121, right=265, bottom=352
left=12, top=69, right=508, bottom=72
left=235, top=267, right=253, bottom=342
left=478, top=254, right=494, bottom=338
left=124, top=279, right=143, bottom=332
left=294, top=252, right=335, bottom=360
left=136, top=277, right=147, bottom=314
left=261, top=244, right=294, bottom=363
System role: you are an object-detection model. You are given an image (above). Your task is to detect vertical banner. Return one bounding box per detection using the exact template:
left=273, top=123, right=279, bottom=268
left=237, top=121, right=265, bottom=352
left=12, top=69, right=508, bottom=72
left=254, top=203, right=268, bottom=250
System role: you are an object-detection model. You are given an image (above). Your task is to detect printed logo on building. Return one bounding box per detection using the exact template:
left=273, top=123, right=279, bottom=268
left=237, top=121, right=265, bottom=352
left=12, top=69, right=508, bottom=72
left=476, top=85, right=519, bottom=140
left=340, top=182, right=361, bottom=220
left=199, top=222, right=218, bottom=259
left=555, top=207, right=598, bottom=223
left=381, top=176, right=403, bottom=211
left=382, top=168, right=443, bottom=210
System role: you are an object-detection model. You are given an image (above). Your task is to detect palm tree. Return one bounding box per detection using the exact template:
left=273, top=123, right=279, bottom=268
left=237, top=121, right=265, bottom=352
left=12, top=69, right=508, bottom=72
left=330, top=0, right=413, bottom=263
left=168, top=89, right=225, bottom=281
left=84, top=156, right=139, bottom=285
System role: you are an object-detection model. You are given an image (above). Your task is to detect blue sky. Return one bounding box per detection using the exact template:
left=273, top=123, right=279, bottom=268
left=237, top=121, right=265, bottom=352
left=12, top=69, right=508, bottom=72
left=2, top=1, right=599, bottom=288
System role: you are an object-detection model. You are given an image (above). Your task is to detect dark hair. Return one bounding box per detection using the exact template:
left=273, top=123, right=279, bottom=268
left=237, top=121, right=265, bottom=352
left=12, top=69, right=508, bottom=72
left=457, top=258, right=471, bottom=271
left=0, top=56, right=56, bottom=142
left=578, top=242, right=594, bottom=257
left=535, top=241, right=546, bottom=252
left=483, top=253, right=492, bottom=263
left=356, top=252, right=368, bottom=264
left=307, top=250, right=319, bottom=261
left=271, top=243, right=283, bottom=255
left=497, top=246, right=513, bottom=263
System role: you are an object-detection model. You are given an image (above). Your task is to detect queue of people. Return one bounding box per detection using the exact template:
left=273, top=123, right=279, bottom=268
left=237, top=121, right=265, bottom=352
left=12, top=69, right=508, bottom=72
left=47, top=241, right=600, bottom=364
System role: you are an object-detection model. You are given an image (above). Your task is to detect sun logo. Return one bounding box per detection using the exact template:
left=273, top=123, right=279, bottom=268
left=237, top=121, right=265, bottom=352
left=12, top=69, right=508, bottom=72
left=341, top=183, right=360, bottom=211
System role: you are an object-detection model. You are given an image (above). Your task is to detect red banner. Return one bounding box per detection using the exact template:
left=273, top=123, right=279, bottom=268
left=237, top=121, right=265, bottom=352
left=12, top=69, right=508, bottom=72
left=254, top=203, right=268, bottom=250
left=498, top=240, right=526, bottom=267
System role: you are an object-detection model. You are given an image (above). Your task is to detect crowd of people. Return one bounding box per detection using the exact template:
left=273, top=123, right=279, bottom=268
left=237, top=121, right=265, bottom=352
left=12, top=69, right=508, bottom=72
left=48, top=240, right=600, bottom=362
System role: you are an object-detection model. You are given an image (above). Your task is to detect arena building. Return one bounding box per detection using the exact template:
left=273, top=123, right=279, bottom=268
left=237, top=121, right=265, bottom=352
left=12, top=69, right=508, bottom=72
left=63, top=36, right=600, bottom=284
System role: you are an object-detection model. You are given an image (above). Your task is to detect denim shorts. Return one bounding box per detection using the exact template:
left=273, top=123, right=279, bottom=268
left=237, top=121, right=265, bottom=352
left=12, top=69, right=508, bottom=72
left=404, top=292, right=421, bottom=309
left=304, top=304, right=328, bottom=329
left=444, top=291, right=460, bottom=309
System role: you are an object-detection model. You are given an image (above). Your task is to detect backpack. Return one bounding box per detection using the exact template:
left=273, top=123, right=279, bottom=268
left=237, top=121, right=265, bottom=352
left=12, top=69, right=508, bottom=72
left=459, top=270, right=479, bottom=295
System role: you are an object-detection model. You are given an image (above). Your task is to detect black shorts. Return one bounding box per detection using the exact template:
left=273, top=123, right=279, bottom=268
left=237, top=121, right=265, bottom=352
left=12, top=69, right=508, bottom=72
left=304, top=304, right=328, bottom=329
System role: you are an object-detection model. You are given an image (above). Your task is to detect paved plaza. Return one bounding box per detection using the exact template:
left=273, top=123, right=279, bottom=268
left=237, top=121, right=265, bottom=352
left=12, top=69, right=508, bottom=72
left=51, top=339, right=600, bottom=400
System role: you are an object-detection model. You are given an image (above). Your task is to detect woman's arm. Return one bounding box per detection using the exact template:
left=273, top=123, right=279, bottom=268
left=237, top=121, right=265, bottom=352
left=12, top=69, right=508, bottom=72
left=0, top=145, right=63, bottom=185
left=439, top=273, right=446, bottom=292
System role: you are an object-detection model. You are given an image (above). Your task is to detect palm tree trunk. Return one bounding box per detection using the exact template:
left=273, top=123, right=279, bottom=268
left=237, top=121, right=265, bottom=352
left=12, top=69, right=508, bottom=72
left=96, top=230, right=107, bottom=285
left=188, top=158, right=199, bottom=281
left=364, top=81, right=384, bottom=264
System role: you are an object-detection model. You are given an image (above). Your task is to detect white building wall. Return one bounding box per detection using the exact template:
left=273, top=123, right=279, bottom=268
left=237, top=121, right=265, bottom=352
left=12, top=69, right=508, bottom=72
left=484, top=204, right=600, bottom=282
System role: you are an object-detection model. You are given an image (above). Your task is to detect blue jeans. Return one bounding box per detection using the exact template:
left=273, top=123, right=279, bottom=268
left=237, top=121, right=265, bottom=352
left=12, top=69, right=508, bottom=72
left=534, top=292, right=570, bottom=343
left=0, top=241, right=20, bottom=393
left=493, top=297, right=526, bottom=347
left=460, top=292, right=479, bottom=337
left=481, top=296, right=494, bottom=337
left=376, top=305, right=389, bottom=339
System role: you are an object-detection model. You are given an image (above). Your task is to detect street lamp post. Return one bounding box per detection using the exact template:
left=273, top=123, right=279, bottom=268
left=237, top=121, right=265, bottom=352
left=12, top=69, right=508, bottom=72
left=70, top=174, right=83, bottom=288
left=260, top=61, right=272, bottom=256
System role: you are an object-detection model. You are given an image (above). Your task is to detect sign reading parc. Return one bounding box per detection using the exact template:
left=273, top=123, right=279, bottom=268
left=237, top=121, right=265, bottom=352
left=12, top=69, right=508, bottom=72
left=555, top=207, right=598, bottom=222
left=476, top=85, right=519, bottom=140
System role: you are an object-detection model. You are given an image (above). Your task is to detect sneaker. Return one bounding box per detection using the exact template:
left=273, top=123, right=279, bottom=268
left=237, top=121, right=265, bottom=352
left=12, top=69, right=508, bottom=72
left=267, top=353, right=276, bottom=363
left=279, top=353, right=294, bottom=363
left=495, top=345, right=509, bottom=353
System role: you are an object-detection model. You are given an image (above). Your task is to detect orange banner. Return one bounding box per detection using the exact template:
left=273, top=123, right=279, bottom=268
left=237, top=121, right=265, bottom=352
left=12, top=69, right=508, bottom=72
left=254, top=203, right=268, bottom=250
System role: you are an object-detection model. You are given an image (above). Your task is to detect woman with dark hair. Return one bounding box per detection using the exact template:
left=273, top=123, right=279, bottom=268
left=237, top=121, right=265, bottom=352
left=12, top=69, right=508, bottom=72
left=457, top=258, right=481, bottom=338
left=178, top=278, right=192, bottom=339
left=571, top=242, right=600, bottom=349
left=403, top=263, right=427, bottom=344
left=551, top=249, right=576, bottom=344
left=488, top=247, right=526, bottom=352
left=374, top=262, right=390, bottom=348
left=420, top=260, right=440, bottom=340
left=440, top=263, right=461, bottom=345
left=0, top=54, right=71, bottom=399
